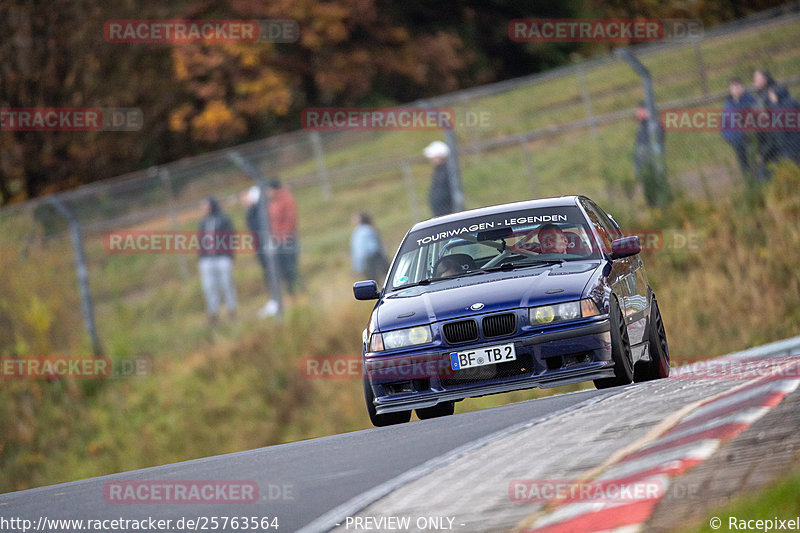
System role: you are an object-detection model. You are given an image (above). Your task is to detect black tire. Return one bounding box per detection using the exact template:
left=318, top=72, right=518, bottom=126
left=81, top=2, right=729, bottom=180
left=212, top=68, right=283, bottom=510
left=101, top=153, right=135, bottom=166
left=363, top=379, right=412, bottom=427
left=594, top=298, right=634, bottom=389
left=416, top=401, right=455, bottom=420
left=634, top=296, right=670, bottom=382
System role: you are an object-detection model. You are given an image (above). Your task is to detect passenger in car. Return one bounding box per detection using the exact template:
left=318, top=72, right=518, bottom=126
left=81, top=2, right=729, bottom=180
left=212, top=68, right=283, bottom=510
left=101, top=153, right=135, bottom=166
left=538, top=223, right=569, bottom=254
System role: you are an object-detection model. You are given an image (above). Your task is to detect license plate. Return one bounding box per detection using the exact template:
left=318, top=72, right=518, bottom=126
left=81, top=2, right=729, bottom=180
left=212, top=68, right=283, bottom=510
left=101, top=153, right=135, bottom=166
left=450, top=343, right=516, bottom=370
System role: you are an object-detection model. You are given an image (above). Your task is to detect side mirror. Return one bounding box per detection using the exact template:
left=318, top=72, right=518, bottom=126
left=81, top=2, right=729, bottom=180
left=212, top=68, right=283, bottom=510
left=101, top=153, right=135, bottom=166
left=610, top=236, right=641, bottom=259
left=353, top=280, right=380, bottom=300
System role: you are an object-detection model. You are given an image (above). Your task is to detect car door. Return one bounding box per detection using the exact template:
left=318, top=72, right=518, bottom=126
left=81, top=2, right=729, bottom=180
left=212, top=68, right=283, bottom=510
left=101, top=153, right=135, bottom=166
left=579, top=199, right=644, bottom=345
left=591, top=200, right=649, bottom=346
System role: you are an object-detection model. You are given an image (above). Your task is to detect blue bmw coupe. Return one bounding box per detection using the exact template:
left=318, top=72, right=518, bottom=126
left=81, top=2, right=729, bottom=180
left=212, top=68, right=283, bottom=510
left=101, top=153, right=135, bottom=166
left=354, top=196, right=670, bottom=426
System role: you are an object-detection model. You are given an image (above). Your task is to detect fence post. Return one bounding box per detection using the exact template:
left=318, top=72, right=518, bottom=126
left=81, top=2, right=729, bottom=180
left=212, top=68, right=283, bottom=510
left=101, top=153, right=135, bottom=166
left=226, top=151, right=284, bottom=319
left=444, top=128, right=466, bottom=212
left=520, top=137, right=536, bottom=197
left=461, top=94, right=482, bottom=162
left=617, top=48, right=671, bottom=207
left=400, top=160, right=421, bottom=223
left=156, top=167, right=189, bottom=280
left=693, top=41, right=709, bottom=97
left=308, top=131, right=332, bottom=200
left=577, top=62, right=598, bottom=138
left=47, top=196, right=103, bottom=356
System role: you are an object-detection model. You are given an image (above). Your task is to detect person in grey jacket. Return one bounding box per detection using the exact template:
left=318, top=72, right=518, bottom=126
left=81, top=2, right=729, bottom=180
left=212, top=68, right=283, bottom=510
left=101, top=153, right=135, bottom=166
left=198, top=196, right=237, bottom=323
left=351, top=212, right=390, bottom=284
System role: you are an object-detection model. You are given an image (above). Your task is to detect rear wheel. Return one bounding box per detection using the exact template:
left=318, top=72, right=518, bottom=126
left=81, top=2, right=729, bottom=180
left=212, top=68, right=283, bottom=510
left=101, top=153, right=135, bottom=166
left=594, top=298, right=634, bottom=389
left=416, top=401, right=455, bottom=420
left=364, top=379, right=412, bottom=427
left=634, top=296, right=670, bottom=382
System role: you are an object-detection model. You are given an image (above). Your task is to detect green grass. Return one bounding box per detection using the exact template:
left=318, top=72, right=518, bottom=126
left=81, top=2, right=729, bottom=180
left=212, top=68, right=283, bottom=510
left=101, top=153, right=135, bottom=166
left=676, top=468, right=800, bottom=533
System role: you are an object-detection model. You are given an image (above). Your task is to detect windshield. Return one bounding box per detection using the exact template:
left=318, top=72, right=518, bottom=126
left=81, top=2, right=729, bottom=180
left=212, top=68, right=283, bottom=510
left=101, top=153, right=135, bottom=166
left=389, top=206, right=600, bottom=290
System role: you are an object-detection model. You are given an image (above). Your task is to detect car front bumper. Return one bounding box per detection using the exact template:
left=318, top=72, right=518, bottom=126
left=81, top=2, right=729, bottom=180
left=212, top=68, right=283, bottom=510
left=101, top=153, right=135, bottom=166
left=365, top=318, right=614, bottom=414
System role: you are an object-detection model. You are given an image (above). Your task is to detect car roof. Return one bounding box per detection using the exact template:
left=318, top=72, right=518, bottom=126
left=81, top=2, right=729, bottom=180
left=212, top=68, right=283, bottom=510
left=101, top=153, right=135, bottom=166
left=408, top=195, right=585, bottom=232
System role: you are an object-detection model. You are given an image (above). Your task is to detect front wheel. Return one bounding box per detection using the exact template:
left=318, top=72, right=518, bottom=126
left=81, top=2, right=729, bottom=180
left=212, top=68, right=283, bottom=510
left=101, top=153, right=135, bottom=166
left=634, top=296, right=670, bottom=382
left=364, top=379, right=412, bottom=427
left=416, top=401, right=455, bottom=420
left=594, top=298, right=634, bottom=389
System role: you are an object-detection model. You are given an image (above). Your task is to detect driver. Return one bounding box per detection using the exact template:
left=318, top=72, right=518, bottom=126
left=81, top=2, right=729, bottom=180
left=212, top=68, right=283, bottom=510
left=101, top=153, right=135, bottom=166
left=435, top=254, right=471, bottom=277
left=538, top=223, right=568, bottom=254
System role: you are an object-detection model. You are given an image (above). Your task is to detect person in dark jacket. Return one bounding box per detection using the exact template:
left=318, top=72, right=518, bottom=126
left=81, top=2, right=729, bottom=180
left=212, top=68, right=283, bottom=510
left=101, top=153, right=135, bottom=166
left=198, top=196, right=237, bottom=323
left=752, top=69, right=781, bottom=180
left=767, top=84, right=800, bottom=164
left=243, top=186, right=269, bottom=285
left=722, top=77, right=757, bottom=181
left=423, top=141, right=453, bottom=217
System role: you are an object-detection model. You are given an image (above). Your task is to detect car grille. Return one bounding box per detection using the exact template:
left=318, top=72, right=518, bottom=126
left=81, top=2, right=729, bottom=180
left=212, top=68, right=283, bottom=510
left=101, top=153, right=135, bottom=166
left=482, top=313, right=517, bottom=338
left=442, top=319, right=479, bottom=344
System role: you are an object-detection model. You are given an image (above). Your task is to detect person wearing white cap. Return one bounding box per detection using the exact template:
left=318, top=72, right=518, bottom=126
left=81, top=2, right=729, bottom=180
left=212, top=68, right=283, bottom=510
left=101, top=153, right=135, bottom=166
left=241, top=185, right=279, bottom=317
left=423, top=140, right=453, bottom=217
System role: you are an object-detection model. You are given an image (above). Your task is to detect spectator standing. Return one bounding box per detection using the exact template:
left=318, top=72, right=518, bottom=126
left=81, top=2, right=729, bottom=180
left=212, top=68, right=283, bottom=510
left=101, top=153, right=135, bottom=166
left=242, top=186, right=269, bottom=286
left=241, top=186, right=281, bottom=318
left=198, top=196, right=237, bottom=324
left=423, top=141, right=453, bottom=217
left=767, top=85, right=800, bottom=164
left=752, top=69, right=781, bottom=180
left=351, top=212, right=390, bottom=284
left=722, top=77, right=757, bottom=181
left=267, top=179, right=299, bottom=295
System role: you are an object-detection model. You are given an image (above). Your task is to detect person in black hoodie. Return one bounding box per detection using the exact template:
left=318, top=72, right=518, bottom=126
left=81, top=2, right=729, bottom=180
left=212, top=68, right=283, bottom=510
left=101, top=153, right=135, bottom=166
left=767, top=84, right=800, bottom=164
left=198, top=196, right=237, bottom=323
left=752, top=69, right=781, bottom=180
left=243, top=186, right=269, bottom=287
left=722, top=77, right=757, bottom=181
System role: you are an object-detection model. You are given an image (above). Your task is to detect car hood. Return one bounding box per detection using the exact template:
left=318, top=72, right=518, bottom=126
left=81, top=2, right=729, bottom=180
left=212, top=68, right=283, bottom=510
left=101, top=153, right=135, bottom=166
left=376, top=261, right=602, bottom=331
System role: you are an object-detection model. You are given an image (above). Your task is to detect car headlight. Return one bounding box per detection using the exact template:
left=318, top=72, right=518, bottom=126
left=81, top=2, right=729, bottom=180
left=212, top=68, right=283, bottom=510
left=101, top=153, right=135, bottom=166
left=371, top=325, right=433, bottom=351
left=530, top=299, right=599, bottom=325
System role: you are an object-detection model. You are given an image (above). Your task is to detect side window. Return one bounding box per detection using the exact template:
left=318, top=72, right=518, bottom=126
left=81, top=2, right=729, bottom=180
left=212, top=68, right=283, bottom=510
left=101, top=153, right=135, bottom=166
left=596, top=206, right=622, bottom=240
left=392, top=250, right=417, bottom=286
left=580, top=199, right=619, bottom=253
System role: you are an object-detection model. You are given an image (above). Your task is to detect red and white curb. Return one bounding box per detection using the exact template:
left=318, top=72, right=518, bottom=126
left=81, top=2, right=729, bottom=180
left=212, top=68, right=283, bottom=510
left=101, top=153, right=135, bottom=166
left=520, top=356, right=800, bottom=533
